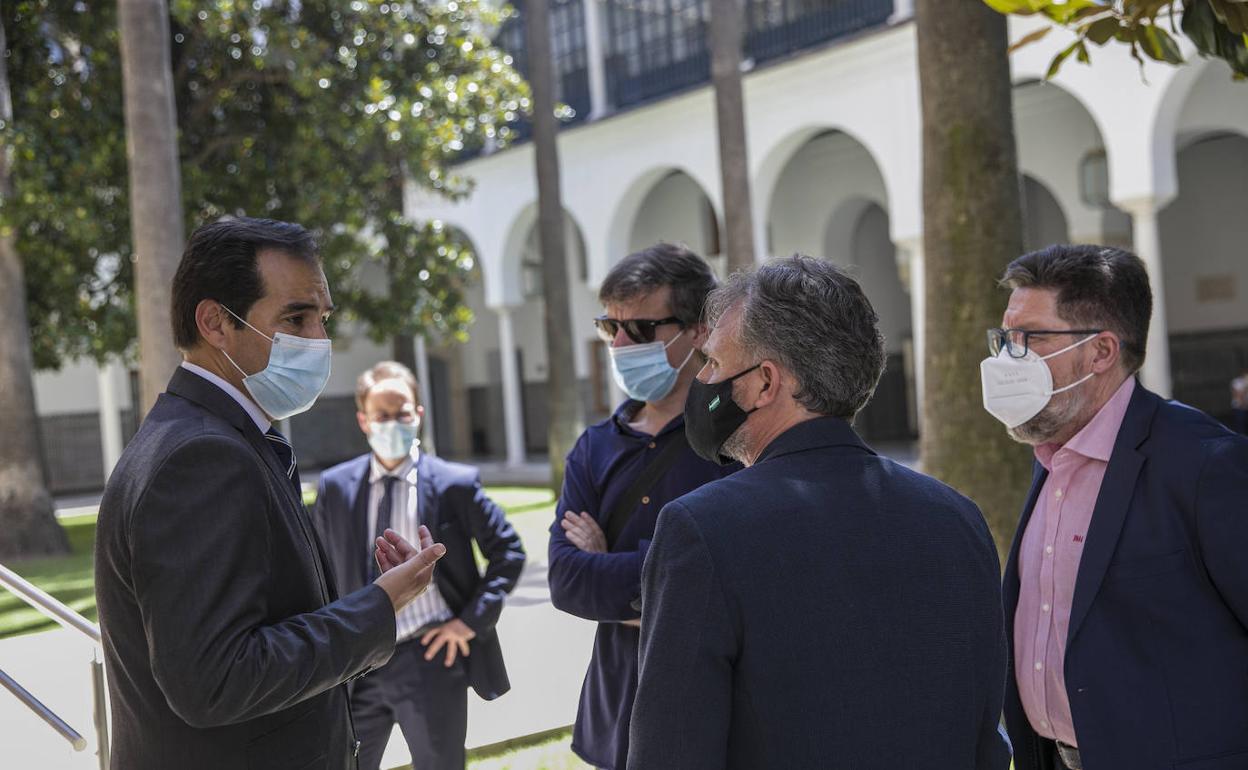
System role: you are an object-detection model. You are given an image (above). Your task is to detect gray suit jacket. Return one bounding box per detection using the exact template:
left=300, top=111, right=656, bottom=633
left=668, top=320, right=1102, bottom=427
left=95, top=367, right=397, bottom=770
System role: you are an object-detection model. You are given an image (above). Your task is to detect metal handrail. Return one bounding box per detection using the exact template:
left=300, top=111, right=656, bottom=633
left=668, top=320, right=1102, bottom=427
left=0, top=667, right=88, bottom=751
left=0, top=560, right=109, bottom=768
left=0, top=562, right=101, bottom=643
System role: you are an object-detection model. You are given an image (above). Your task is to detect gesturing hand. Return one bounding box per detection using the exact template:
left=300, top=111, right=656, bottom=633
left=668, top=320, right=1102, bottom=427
left=561, top=511, right=607, bottom=553
left=421, top=618, right=477, bottom=668
left=374, top=526, right=446, bottom=613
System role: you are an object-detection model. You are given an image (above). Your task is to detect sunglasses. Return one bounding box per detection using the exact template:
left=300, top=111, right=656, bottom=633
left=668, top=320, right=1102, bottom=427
left=593, top=315, right=684, bottom=344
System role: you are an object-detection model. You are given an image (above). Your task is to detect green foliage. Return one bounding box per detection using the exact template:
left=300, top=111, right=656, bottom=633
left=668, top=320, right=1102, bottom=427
left=1, top=0, right=529, bottom=370
left=985, top=0, right=1248, bottom=78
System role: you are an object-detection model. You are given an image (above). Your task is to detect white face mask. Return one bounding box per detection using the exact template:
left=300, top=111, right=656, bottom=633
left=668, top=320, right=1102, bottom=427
left=368, top=419, right=419, bottom=462
left=980, top=334, right=1098, bottom=429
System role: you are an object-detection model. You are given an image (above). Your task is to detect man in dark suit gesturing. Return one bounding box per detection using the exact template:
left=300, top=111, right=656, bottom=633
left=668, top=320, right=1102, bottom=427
left=983, top=245, right=1248, bottom=770
left=628, top=255, right=1010, bottom=770
left=312, top=361, right=525, bottom=770
left=94, top=217, right=446, bottom=770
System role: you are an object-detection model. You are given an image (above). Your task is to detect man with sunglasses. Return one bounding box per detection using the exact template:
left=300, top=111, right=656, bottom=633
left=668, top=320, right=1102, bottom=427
left=982, top=244, right=1248, bottom=770
left=547, top=243, right=737, bottom=770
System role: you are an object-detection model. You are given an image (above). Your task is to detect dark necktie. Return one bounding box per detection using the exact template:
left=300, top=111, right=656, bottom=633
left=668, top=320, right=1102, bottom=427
left=370, top=476, right=398, bottom=580
left=265, top=427, right=302, bottom=492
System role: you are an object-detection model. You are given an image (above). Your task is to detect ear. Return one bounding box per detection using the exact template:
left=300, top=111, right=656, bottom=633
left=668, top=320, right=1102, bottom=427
left=1089, top=331, right=1121, bottom=374
left=415, top=404, right=426, bottom=420
left=747, top=360, right=783, bottom=410
left=690, top=321, right=710, bottom=351
left=195, top=299, right=231, bottom=350
left=356, top=411, right=371, bottom=437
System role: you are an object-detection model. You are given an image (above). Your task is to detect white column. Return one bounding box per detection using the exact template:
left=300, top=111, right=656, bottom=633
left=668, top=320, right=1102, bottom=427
left=97, top=358, right=125, bottom=481
left=897, top=238, right=926, bottom=428
left=582, top=0, right=609, bottom=119
left=1116, top=196, right=1173, bottom=397
left=413, top=335, right=437, bottom=457
left=889, top=0, right=915, bottom=24
left=495, top=306, right=527, bottom=466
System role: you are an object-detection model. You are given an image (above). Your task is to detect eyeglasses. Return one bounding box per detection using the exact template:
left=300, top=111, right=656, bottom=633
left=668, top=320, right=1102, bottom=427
left=594, top=315, right=683, bottom=344
left=986, top=327, right=1103, bottom=358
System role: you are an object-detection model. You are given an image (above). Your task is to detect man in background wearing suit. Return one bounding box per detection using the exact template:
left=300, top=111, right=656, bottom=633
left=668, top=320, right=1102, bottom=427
left=95, top=217, right=446, bottom=770
left=312, top=361, right=526, bottom=770
left=984, top=245, right=1248, bottom=770
left=628, top=255, right=1009, bottom=770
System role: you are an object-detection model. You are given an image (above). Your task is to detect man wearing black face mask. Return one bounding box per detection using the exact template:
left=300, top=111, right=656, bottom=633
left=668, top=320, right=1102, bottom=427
left=627, top=255, right=1009, bottom=770
left=94, top=217, right=446, bottom=770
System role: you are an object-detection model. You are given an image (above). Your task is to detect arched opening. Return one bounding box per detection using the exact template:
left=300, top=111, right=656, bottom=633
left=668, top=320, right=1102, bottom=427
left=768, top=130, right=916, bottom=442
left=1021, top=174, right=1071, bottom=253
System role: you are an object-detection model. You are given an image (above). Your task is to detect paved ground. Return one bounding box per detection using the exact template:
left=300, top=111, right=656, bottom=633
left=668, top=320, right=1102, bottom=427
left=1, top=499, right=596, bottom=770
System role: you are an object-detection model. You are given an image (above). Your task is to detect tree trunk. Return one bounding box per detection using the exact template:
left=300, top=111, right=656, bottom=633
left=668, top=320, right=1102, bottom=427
left=0, top=16, right=69, bottom=558
left=118, top=0, right=185, bottom=417
left=525, top=0, right=585, bottom=492
left=915, top=0, right=1033, bottom=563
left=710, top=0, right=756, bottom=272
left=391, top=333, right=418, bottom=374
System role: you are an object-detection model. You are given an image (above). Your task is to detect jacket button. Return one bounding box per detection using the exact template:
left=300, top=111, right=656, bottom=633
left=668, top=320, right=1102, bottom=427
left=648, top=442, right=656, bottom=449
left=641, top=496, right=650, bottom=505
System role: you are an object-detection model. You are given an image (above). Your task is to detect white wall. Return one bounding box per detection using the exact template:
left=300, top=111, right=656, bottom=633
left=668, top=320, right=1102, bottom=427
left=1159, top=134, right=1248, bottom=333
left=33, top=358, right=111, bottom=416
left=849, top=204, right=911, bottom=354
left=628, top=172, right=717, bottom=257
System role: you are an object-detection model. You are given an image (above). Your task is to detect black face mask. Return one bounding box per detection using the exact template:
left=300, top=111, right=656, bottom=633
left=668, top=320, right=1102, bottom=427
left=683, top=364, right=761, bottom=466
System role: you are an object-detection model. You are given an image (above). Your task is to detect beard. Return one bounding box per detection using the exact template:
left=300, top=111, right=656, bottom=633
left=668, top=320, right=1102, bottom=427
left=1008, top=385, right=1088, bottom=445
left=720, top=425, right=750, bottom=464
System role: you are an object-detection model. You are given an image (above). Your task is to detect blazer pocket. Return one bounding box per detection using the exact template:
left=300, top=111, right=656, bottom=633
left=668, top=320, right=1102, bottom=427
left=1106, top=549, right=1188, bottom=582
left=246, top=705, right=326, bottom=770
left=1175, top=747, right=1248, bottom=769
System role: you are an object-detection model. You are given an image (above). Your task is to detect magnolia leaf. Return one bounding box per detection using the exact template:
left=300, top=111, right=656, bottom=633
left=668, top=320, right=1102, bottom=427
left=1137, top=23, right=1186, bottom=63
left=1085, top=17, right=1121, bottom=45
left=1042, top=0, right=1101, bottom=23
left=1009, top=25, right=1053, bottom=52
left=983, top=0, right=1049, bottom=15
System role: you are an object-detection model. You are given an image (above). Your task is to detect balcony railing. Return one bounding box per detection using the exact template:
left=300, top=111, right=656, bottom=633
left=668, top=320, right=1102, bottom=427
left=491, top=0, right=895, bottom=130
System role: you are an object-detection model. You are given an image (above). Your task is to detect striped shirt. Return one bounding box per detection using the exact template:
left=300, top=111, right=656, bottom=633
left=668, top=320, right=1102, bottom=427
left=367, top=452, right=454, bottom=642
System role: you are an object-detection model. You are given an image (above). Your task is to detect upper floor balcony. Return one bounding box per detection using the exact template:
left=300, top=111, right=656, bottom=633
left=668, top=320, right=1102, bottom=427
left=492, top=0, right=898, bottom=138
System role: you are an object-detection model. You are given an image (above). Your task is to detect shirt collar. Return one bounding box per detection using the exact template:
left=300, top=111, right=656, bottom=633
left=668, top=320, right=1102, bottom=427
left=180, top=361, right=270, bottom=434
left=611, top=399, right=685, bottom=438
left=370, top=450, right=419, bottom=485
left=1035, top=376, right=1135, bottom=469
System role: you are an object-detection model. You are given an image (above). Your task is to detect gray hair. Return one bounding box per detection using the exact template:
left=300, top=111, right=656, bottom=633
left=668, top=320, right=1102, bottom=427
left=705, top=255, right=886, bottom=419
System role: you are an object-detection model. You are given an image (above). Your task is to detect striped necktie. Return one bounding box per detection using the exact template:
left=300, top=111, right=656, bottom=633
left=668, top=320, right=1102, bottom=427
left=264, top=427, right=300, bottom=490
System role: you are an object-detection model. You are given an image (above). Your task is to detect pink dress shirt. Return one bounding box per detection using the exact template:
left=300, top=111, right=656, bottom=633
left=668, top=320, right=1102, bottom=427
left=1014, top=376, right=1136, bottom=746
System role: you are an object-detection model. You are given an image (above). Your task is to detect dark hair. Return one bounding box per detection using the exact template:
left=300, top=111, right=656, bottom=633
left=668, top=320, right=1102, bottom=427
left=355, top=361, right=420, bottom=411
left=598, top=243, right=717, bottom=327
left=171, top=216, right=319, bottom=350
left=705, top=254, right=886, bottom=419
left=1000, top=244, right=1151, bottom=373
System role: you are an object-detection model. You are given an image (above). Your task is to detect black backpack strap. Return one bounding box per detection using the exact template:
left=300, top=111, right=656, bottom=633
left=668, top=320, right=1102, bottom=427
left=604, top=430, right=689, bottom=549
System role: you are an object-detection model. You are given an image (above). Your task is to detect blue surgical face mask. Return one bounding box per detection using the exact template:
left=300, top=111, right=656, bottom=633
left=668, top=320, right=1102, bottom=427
left=608, top=330, right=695, bottom=403
left=218, top=306, right=332, bottom=421
left=368, top=419, right=419, bottom=462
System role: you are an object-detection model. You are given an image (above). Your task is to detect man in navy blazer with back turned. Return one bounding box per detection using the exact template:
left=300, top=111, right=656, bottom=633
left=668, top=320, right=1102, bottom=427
left=982, top=244, right=1248, bottom=770
left=312, top=361, right=525, bottom=770
left=628, top=255, right=1010, bottom=770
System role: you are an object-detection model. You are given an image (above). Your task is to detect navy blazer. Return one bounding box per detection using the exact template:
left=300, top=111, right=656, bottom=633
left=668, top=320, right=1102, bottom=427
left=312, top=452, right=525, bottom=700
left=1004, top=384, right=1248, bottom=770
left=95, top=367, right=396, bottom=770
left=628, top=417, right=1010, bottom=770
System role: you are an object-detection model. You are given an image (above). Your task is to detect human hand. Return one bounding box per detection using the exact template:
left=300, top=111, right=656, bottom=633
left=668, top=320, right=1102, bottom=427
left=561, top=511, right=607, bottom=553
left=374, top=526, right=446, bottom=612
left=421, top=618, right=477, bottom=667
left=621, top=618, right=641, bottom=628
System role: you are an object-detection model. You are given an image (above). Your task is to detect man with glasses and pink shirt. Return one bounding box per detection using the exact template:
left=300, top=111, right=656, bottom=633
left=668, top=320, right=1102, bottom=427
left=547, top=243, right=737, bottom=770
left=982, top=244, right=1248, bottom=770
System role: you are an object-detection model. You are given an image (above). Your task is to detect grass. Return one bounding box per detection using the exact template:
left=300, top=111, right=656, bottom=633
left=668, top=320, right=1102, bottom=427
left=0, top=487, right=557, bottom=641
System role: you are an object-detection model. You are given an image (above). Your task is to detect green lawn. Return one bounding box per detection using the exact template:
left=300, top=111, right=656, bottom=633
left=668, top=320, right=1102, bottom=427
left=1, top=486, right=556, bottom=641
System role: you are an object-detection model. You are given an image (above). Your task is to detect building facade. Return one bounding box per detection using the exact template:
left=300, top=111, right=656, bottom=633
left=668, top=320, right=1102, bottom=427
left=30, top=0, right=1248, bottom=493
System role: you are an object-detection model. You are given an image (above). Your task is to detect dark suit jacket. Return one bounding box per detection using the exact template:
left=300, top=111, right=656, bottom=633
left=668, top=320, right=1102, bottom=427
left=312, top=452, right=526, bottom=700
left=94, top=367, right=397, bottom=770
left=627, top=417, right=1010, bottom=770
left=1004, top=385, right=1248, bottom=770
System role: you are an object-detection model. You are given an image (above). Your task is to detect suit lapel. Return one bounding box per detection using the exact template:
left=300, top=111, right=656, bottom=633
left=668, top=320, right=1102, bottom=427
left=1066, top=385, right=1159, bottom=646
left=1005, top=462, right=1050, bottom=622
left=417, top=453, right=440, bottom=534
